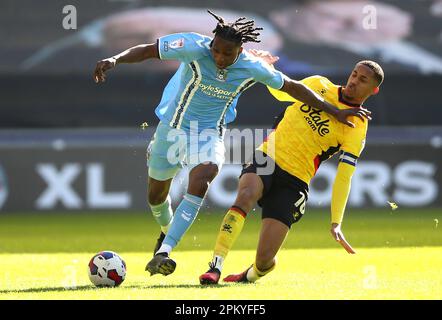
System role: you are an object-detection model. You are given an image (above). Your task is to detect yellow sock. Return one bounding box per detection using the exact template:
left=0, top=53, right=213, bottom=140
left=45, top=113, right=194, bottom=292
left=212, top=207, right=247, bottom=268
left=246, top=260, right=276, bottom=282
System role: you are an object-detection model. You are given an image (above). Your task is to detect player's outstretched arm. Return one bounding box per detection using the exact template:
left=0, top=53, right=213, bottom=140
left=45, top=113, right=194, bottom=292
left=94, top=43, right=159, bottom=83
left=247, top=49, right=372, bottom=127
left=280, top=79, right=371, bottom=128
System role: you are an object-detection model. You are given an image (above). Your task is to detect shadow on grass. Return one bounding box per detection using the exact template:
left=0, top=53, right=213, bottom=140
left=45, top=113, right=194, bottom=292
left=0, top=283, right=232, bottom=294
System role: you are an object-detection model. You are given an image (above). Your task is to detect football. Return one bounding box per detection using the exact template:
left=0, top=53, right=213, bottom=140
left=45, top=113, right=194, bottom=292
left=88, top=251, right=126, bottom=287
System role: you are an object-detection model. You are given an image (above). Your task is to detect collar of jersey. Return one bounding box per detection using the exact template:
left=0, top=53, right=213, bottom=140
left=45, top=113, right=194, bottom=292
left=338, top=87, right=362, bottom=108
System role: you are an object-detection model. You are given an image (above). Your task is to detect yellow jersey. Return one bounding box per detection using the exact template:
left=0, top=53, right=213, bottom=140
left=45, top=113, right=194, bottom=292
left=258, top=75, right=368, bottom=185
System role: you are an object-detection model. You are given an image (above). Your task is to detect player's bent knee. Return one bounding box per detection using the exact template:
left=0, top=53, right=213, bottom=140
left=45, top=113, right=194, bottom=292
left=237, top=187, right=260, bottom=204
left=187, top=178, right=212, bottom=197
left=199, top=163, right=219, bottom=180
left=188, top=163, right=219, bottom=196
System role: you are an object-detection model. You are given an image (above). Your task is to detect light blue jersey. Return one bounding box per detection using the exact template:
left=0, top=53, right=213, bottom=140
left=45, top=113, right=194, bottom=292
left=155, top=32, right=285, bottom=135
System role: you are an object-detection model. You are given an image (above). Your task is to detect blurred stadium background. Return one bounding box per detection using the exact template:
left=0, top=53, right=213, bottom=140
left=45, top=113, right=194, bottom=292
left=0, top=0, right=441, bottom=299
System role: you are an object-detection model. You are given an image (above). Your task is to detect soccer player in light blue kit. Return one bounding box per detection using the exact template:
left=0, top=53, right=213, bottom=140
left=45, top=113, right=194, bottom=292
left=94, top=10, right=371, bottom=276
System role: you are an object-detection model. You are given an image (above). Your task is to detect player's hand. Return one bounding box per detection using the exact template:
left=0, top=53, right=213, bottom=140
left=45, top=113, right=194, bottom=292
left=248, top=49, right=279, bottom=65
left=336, top=107, right=372, bottom=128
left=94, top=57, right=117, bottom=83
left=330, top=223, right=356, bottom=254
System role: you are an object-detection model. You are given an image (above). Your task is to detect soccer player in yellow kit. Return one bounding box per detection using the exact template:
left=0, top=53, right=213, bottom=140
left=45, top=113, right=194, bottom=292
left=199, top=52, right=384, bottom=284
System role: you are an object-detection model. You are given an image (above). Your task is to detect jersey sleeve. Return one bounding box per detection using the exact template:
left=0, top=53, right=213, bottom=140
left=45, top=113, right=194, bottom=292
left=330, top=121, right=368, bottom=224
left=339, top=119, right=368, bottom=166
left=250, top=59, right=285, bottom=90
left=331, top=162, right=355, bottom=224
left=157, top=32, right=209, bottom=63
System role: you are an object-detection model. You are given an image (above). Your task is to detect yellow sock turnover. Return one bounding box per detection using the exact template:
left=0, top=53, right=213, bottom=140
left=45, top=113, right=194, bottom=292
left=246, top=261, right=276, bottom=282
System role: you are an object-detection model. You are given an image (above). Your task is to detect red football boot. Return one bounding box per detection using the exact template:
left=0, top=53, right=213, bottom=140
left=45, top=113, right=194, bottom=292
left=223, top=266, right=252, bottom=283
left=199, top=262, right=221, bottom=285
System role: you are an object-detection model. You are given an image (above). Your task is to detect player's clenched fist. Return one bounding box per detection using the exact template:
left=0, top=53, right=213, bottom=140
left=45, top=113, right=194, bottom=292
left=94, top=57, right=117, bottom=83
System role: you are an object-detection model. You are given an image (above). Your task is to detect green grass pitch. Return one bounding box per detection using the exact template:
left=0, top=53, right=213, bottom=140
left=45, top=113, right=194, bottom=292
left=0, top=208, right=441, bottom=299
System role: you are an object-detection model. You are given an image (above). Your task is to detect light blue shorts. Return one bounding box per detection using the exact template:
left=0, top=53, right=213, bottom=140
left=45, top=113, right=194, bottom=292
left=147, top=122, right=226, bottom=181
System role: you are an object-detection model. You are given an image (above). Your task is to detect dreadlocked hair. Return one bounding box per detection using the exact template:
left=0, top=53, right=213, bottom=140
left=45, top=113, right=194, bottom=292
left=208, top=9, right=263, bottom=44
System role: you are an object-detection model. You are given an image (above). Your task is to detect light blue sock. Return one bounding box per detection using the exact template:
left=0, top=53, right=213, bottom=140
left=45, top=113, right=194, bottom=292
left=149, top=195, right=173, bottom=234
left=160, top=193, right=204, bottom=251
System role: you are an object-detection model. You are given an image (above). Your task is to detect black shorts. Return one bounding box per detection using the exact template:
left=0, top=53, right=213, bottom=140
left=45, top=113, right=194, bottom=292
left=240, top=151, right=309, bottom=228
